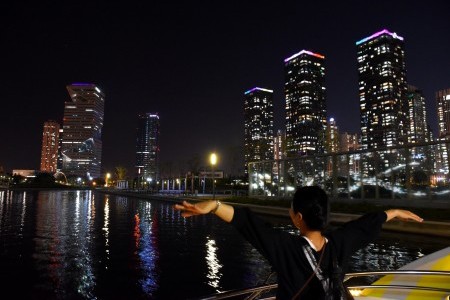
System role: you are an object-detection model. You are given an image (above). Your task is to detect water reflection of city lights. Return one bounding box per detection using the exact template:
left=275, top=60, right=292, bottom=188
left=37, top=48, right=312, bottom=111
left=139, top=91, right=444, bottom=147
left=104, top=197, right=110, bottom=264
left=20, top=193, right=27, bottom=231
left=136, top=202, right=158, bottom=296
left=205, top=237, right=222, bottom=290
left=71, top=191, right=96, bottom=298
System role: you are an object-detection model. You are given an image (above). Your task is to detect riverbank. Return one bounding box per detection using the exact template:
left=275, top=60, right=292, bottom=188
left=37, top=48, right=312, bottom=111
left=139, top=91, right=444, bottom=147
left=97, top=189, right=450, bottom=238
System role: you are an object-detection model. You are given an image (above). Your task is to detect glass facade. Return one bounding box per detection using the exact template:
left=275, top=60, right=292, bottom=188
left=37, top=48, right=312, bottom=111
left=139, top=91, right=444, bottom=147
left=61, top=83, right=105, bottom=179
left=284, top=50, right=327, bottom=157
left=135, top=113, right=160, bottom=187
left=357, top=29, right=408, bottom=150
left=406, top=85, right=430, bottom=145
left=436, top=88, right=450, bottom=138
left=243, top=87, right=274, bottom=175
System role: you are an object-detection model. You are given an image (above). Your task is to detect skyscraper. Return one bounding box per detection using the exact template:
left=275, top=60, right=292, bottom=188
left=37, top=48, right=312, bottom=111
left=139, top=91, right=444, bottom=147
left=436, top=88, right=450, bottom=138
left=40, top=120, right=60, bottom=173
left=284, top=50, right=327, bottom=157
left=435, top=88, right=450, bottom=176
left=135, top=113, right=160, bottom=187
left=61, top=83, right=105, bottom=179
left=406, top=85, right=430, bottom=144
left=356, top=29, right=408, bottom=149
left=244, top=87, right=274, bottom=174
left=273, top=130, right=286, bottom=160
left=325, top=117, right=339, bottom=153
left=339, top=132, right=360, bottom=152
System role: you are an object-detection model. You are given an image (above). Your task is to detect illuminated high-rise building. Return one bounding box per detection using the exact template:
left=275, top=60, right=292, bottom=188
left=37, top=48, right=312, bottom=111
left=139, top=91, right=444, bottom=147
left=135, top=113, right=160, bottom=186
left=40, top=120, right=60, bottom=173
left=436, top=88, right=450, bottom=138
left=244, top=87, right=274, bottom=174
left=339, top=132, right=361, bottom=176
left=435, top=88, right=450, bottom=177
left=406, top=85, right=430, bottom=144
left=61, top=83, right=105, bottom=179
left=57, top=128, right=64, bottom=171
left=339, top=132, right=360, bottom=152
left=273, top=130, right=286, bottom=160
left=356, top=29, right=408, bottom=149
left=325, top=118, right=339, bottom=153
left=284, top=50, right=326, bottom=157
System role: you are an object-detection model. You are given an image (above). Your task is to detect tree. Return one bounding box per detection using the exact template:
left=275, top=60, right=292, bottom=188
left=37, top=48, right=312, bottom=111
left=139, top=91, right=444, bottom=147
left=115, top=166, right=128, bottom=180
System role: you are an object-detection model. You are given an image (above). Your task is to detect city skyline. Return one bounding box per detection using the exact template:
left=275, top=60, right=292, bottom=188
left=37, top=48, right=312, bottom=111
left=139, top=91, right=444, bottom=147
left=1, top=1, right=448, bottom=175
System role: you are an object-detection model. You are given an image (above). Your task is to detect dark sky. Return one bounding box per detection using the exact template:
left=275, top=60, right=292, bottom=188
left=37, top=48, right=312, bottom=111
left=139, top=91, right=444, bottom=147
left=1, top=0, right=449, bottom=176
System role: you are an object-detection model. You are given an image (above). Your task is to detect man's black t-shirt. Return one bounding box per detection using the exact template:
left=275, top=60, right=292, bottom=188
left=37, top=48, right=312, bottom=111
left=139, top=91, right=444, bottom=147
left=231, top=207, right=387, bottom=299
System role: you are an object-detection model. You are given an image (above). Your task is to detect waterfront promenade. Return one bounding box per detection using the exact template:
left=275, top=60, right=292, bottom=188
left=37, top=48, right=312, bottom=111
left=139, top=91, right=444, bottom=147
left=98, top=189, right=450, bottom=238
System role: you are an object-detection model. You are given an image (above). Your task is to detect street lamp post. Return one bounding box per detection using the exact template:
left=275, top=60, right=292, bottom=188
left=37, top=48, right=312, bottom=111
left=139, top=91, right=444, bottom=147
left=105, top=173, right=111, bottom=187
left=210, top=153, right=217, bottom=199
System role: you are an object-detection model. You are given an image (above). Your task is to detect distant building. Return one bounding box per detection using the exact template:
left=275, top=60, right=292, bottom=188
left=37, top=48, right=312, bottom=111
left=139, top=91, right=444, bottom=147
left=273, top=130, right=286, bottom=160
left=284, top=50, right=327, bottom=157
left=57, top=128, right=64, bottom=171
left=325, top=118, right=339, bottom=153
left=339, top=132, right=360, bottom=152
left=339, top=132, right=361, bottom=176
left=244, top=87, right=274, bottom=174
left=40, top=120, right=60, bottom=173
left=406, top=85, right=430, bottom=144
left=61, top=83, right=105, bottom=179
left=435, top=88, right=450, bottom=176
left=135, top=113, right=160, bottom=187
left=12, top=170, right=36, bottom=177
left=436, top=88, right=450, bottom=138
left=356, top=29, right=408, bottom=149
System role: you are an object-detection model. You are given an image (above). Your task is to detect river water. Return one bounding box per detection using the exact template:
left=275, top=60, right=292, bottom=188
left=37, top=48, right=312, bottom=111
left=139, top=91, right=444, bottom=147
left=0, top=190, right=446, bottom=299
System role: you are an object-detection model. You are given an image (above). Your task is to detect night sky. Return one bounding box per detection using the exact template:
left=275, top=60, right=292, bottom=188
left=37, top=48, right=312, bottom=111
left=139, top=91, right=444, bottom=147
left=1, top=1, right=449, bottom=176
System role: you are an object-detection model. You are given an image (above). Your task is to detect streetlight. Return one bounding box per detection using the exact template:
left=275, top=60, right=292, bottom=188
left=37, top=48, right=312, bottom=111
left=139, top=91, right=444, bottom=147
left=105, top=173, right=111, bottom=187
left=210, top=153, right=217, bottom=199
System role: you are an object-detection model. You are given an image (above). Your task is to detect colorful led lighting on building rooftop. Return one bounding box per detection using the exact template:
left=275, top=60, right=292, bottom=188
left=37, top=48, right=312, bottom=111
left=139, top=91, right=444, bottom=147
left=244, top=87, right=274, bottom=94
left=356, top=29, right=404, bottom=45
left=72, top=83, right=92, bottom=86
left=284, top=50, right=325, bottom=63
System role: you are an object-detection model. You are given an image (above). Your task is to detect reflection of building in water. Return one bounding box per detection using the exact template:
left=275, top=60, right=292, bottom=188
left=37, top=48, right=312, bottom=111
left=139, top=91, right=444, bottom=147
left=103, top=195, right=110, bottom=262
left=134, top=201, right=159, bottom=296
left=205, top=237, right=223, bottom=290
left=61, top=83, right=105, bottom=179
left=34, top=190, right=96, bottom=298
